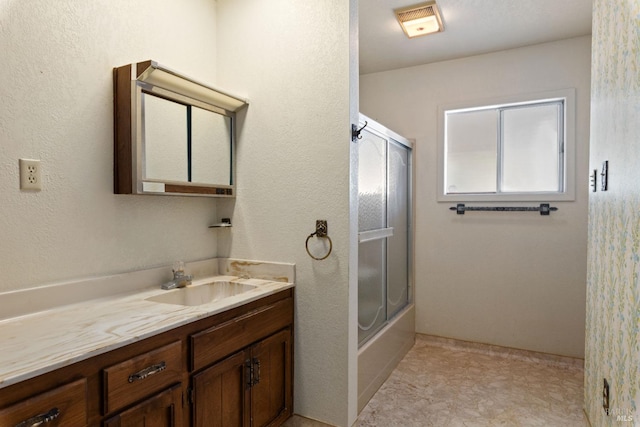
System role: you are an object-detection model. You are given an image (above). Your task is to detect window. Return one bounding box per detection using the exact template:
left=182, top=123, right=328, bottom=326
left=437, top=89, right=575, bottom=202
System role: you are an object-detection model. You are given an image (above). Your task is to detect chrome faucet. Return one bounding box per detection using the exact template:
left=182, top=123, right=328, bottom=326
left=162, top=261, right=193, bottom=290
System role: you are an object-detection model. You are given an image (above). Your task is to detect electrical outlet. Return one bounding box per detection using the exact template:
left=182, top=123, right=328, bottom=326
left=603, top=378, right=610, bottom=415
left=19, top=159, right=42, bottom=191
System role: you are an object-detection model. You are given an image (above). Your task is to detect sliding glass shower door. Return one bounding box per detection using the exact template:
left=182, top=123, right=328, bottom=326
left=387, top=142, right=410, bottom=319
left=358, top=129, right=388, bottom=344
left=357, top=117, right=412, bottom=347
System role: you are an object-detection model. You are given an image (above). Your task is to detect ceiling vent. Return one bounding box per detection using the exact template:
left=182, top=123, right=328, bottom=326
left=395, top=2, right=444, bottom=38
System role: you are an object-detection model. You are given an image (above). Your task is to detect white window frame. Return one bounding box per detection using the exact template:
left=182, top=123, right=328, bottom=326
left=437, top=88, right=576, bottom=202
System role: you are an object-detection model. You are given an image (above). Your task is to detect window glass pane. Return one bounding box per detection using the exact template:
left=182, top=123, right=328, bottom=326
left=501, top=103, right=561, bottom=192
left=445, top=109, right=498, bottom=194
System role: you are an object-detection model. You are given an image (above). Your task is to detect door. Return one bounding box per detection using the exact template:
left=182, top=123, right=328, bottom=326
left=104, top=383, right=183, bottom=427
left=250, top=329, right=293, bottom=427
left=192, top=350, right=250, bottom=427
left=387, top=140, right=411, bottom=318
left=357, top=127, right=389, bottom=345
left=192, top=330, right=292, bottom=427
left=357, top=117, right=412, bottom=347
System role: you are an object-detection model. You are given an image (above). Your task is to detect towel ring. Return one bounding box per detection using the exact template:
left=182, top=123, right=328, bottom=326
left=305, top=220, right=332, bottom=260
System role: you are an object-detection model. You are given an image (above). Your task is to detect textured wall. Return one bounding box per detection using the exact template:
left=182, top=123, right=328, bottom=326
left=0, top=1, right=223, bottom=291
left=361, top=36, right=591, bottom=358
left=215, top=1, right=357, bottom=425
left=585, top=0, right=640, bottom=424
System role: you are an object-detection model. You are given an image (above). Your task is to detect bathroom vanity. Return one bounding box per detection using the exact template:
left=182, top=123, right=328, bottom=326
left=0, top=259, right=294, bottom=427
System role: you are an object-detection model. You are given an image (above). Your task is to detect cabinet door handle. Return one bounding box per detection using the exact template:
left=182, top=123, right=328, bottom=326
left=253, top=358, right=261, bottom=386
left=128, top=361, right=166, bottom=383
left=14, top=407, right=60, bottom=427
left=245, top=359, right=253, bottom=389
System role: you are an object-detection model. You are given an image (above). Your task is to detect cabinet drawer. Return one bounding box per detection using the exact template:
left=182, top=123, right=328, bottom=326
left=191, top=297, right=293, bottom=371
left=0, top=378, right=87, bottom=427
left=103, top=340, right=182, bottom=414
left=104, top=383, right=183, bottom=427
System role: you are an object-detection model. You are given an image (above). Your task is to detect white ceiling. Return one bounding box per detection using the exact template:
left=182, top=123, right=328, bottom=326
left=359, top=0, right=592, bottom=74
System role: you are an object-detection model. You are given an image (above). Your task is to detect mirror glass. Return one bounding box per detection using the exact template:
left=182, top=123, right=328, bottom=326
left=191, top=106, right=232, bottom=185
left=143, top=94, right=188, bottom=182
left=141, top=93, right=232, bottom=186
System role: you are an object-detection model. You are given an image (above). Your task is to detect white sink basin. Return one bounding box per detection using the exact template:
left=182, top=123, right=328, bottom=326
left=146, top=281, right=258, bottom=306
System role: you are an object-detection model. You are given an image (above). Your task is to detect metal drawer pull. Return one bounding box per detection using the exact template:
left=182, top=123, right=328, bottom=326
left=15, top=407, right=60, bottom=427
left=128, top=361, right=166, bottom=383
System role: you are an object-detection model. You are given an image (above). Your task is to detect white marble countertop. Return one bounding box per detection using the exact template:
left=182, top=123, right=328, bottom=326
left=0, top=274, right=294, bottom=389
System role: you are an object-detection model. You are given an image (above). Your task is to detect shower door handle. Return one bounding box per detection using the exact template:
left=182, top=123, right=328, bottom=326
left=358, top=227, right=394, bottom=243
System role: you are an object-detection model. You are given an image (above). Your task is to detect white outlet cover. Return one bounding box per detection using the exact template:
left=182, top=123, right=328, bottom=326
left=19, top=158, right=42, bottom=191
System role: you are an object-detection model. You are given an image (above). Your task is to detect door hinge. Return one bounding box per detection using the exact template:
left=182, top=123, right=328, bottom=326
left=245, top=358, right=261, bottom=388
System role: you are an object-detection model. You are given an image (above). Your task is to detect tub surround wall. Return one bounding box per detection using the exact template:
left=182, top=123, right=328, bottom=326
left=358, top=305, right=415, bottom=413
left=0, top=1, right=221, bottom=293
left=360, top=36, right=591, bottom=358
left=585, top=0, right=640, bottom=424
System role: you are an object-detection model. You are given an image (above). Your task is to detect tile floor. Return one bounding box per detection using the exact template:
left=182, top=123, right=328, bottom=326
left=284, top=334, right=589, bottom=427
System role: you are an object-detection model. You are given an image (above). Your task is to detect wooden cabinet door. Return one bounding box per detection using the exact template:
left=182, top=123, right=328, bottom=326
left=104, top=383, right=183, bottom=427
left=250, top=329, right=292, bottom=427
left=192, top=349, right=250, bottom=427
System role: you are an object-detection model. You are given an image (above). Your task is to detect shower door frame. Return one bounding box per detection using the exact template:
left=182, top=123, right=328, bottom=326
left=357, top=114, right=414, bottom=348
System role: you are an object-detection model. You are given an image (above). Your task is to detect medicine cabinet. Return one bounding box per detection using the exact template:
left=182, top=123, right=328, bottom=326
left=113, top=60, right=248, bottom=197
